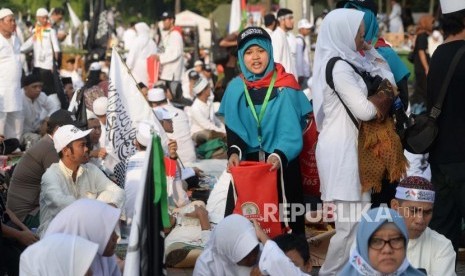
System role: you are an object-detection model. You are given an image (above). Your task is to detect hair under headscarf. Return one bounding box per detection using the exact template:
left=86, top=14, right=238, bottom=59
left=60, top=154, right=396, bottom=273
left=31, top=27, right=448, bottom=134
left=416, top=15, right=435, bottom=35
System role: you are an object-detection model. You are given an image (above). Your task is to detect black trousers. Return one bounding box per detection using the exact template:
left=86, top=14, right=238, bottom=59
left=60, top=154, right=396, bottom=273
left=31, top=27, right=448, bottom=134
left=429, top=161, right=465, bottom=252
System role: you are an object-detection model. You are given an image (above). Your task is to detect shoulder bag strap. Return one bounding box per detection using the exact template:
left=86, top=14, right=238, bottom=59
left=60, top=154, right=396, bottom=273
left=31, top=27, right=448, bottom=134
left=325, top=57, right=360, bottom=129
left=430, top=45, right=465, bottom=119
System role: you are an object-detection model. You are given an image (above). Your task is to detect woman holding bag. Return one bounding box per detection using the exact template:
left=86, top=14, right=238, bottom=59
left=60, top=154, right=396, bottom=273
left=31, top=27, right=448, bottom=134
left=218, top=27, right=312, bottom=235
left=311, top=8, right=398, bottom=275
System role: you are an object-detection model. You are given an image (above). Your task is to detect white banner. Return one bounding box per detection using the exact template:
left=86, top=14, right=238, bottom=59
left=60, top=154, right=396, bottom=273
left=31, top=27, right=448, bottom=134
left=106, top=47, right=168, bottom=163
left=67, top=3, right=81, bottom=28
left=229, top=0, right=241, bottom=34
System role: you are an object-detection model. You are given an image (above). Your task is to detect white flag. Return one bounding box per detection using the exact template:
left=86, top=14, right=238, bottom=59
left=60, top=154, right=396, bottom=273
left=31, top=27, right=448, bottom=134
left=106, top=47, right=168, bottom=163
left=229, top=0, right=241, bottom=34
left=67, top=3, right=81, bottom=28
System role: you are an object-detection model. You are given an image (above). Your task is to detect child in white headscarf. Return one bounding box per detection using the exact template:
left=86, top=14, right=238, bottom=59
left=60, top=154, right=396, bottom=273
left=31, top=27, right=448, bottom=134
left=20, top=233, right=98, bottom=276
left=44, top=199, right=121, bottom=276
left=193, top=214, right=310, bottom=275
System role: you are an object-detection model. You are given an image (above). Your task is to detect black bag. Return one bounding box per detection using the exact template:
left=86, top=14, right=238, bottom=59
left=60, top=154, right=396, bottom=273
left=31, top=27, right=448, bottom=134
left=407, top=50, right=415, bottom=63
left=403, top=45, right=465, bottom=154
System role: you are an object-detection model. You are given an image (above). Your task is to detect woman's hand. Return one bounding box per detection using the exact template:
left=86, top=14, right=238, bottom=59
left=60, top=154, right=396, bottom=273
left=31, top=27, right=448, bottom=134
left=227, top=153, right=240, bottom=172
left=266, top=155, right=280, bottom=171
left=17, top=230, right=39, bottom=246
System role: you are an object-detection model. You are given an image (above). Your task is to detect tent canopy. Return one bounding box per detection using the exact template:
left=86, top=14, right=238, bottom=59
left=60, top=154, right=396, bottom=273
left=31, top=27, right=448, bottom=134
left=176, top=10, right=211, bottom=49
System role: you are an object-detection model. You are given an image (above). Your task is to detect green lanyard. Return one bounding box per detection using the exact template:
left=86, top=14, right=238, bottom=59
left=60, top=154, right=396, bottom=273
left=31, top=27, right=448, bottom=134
left=242, top=71, right=277, bottom=147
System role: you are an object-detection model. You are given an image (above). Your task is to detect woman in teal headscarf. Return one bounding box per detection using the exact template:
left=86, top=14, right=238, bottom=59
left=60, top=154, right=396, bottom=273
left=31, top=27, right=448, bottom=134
left=341, top=207, right=425, bottom=275
left=338, top=0, right=410, bottom=109
left=218, top=27, right=312, bottom=234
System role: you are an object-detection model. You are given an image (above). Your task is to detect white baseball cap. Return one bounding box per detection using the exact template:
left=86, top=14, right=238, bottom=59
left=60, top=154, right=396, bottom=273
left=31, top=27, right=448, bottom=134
left=53, top=125, right=92, bottom=153
left=153, top=107, right=177, bottom=121
left=298, top=19, right=313, bottom=29
left=440, top=0, right=465, bottom=14
left=0, top=9, right=13, bottom=19
left=147, top=88, right=166, bottom=102
left=193, top=77, right=209, bottom=95
left=92, top=97, right=108, bottom=116
left=36, top=8, right=48, bottom=17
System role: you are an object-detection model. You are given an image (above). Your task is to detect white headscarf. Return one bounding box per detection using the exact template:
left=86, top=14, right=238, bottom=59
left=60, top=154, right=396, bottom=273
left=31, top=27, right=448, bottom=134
left=134, top=22, right=151, bottom=45
left=44, top=199, right=122, bottom=276
left=193, top=214, right=260, bottom=276
left=311, top=9, right=395, bottom=131
left=20, top=233, right=98, bottom=276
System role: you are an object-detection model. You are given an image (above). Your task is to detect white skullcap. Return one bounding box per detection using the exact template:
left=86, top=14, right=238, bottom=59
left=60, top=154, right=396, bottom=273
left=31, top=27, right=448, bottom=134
left=0, top=9, right=13, bottom=19
left=92, top=97, right=108, bottom=116
left=136, top=120, right=155, bottom=147
left=36, top=8, right=48, bottom=17
left=297, top=19, right=313, bottom=29
left=194, top=60, right=203, bottom=67
left=193, top=77, right=209, bottom=95
left=440, top=0, right=465, bottom=14
left=147, top=88, right=166, bottom=102
left=89, top=62, right=102, bottom=71
left=53, top=125, right=92, bottom=153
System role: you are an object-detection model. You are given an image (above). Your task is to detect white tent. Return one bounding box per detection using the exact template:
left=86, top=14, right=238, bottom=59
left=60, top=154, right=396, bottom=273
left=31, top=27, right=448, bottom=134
left=175, top=10, right=211, bottom=49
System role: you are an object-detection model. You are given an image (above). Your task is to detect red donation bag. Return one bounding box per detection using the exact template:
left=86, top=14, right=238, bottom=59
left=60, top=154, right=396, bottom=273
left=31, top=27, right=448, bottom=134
left=299, top=115, right=321, bottom=197
left=230, top=161, right=284, bottom=238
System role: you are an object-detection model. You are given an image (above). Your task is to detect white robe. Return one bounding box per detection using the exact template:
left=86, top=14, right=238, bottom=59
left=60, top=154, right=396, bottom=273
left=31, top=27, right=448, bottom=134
left=389, top=3, right=404, bottom=33
left=407, top=227, right=456, bottom=276
left=0, top=33, right=23, bottom=112
left=126, top=22, right=158, bottom=85
left=159, top=29, right=184, bottom=81
left=271, top=27, right=295, bottom=78
left=21, top=27, right=60, bottom=70
left=164, top=104, right=196, bottom=163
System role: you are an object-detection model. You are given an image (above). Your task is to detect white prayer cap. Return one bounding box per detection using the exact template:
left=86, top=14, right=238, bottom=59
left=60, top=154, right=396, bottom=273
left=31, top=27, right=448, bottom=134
left=53, top=125, right=92, bottom=153
left=0, top=9, right=13, bottom=19
left=193, top=77, right=209, bottom=95
left=89, top=62, right=101, bottom=71
left=147, top=88, right=166, bottom=102
left=36, top=8, right=49, bottom=17
left=153, top=107, right=177, bottom=121
left=440, top=0, right=465, bottom=14
left=136, top=120, right=155, bottom=147
left=194, top=60, right=203, bottom=67
left=298, top=19, right=313, bottom=29
left=92, top=97, right=108, bottom=116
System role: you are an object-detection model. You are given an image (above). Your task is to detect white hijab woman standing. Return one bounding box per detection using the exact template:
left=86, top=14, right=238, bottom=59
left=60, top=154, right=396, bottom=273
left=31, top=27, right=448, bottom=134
left=20, top=233, right=98, bottom=276
left=126, top=22, right=158, bottom=85
left=44, top=199, right=122, bottom=276
left=311, top=8, right=394, bottom=275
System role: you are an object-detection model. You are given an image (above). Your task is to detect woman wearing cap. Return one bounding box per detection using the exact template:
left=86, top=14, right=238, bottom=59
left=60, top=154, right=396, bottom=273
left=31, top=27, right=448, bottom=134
left=340, top=207, right=425, bottom=275
left=219, top=26, right=311, bottom=234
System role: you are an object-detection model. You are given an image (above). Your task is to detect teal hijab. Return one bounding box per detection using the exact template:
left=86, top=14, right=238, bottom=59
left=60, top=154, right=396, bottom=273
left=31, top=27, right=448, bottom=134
left=237, top=36, right=275, bottom=81
left=343, top=2, right=410, bottom=83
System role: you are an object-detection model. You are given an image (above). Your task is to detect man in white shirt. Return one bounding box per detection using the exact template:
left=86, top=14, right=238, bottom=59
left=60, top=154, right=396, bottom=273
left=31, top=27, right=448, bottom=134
left=391, top=176, right=456, bottom=276
left=272, top=9, right=297, bottom=79
left=189, top=78, right=225, bottom=145
left=20, top=74, right=54, bottom=146
left=296, top=19, right=313, bottom=89
left=147, top=87, right=196, bottom=164
left=38, top=124, right=125, bottom=236
left=0, top=8, right=23, bottom=140
left=21, top=8, right=61, bottom=106
left=154, top=11, right=188, bottom=107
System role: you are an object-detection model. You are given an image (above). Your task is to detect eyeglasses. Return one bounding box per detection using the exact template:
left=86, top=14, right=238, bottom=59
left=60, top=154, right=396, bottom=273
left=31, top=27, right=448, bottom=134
left=369, top=237, right=405, bottom=250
